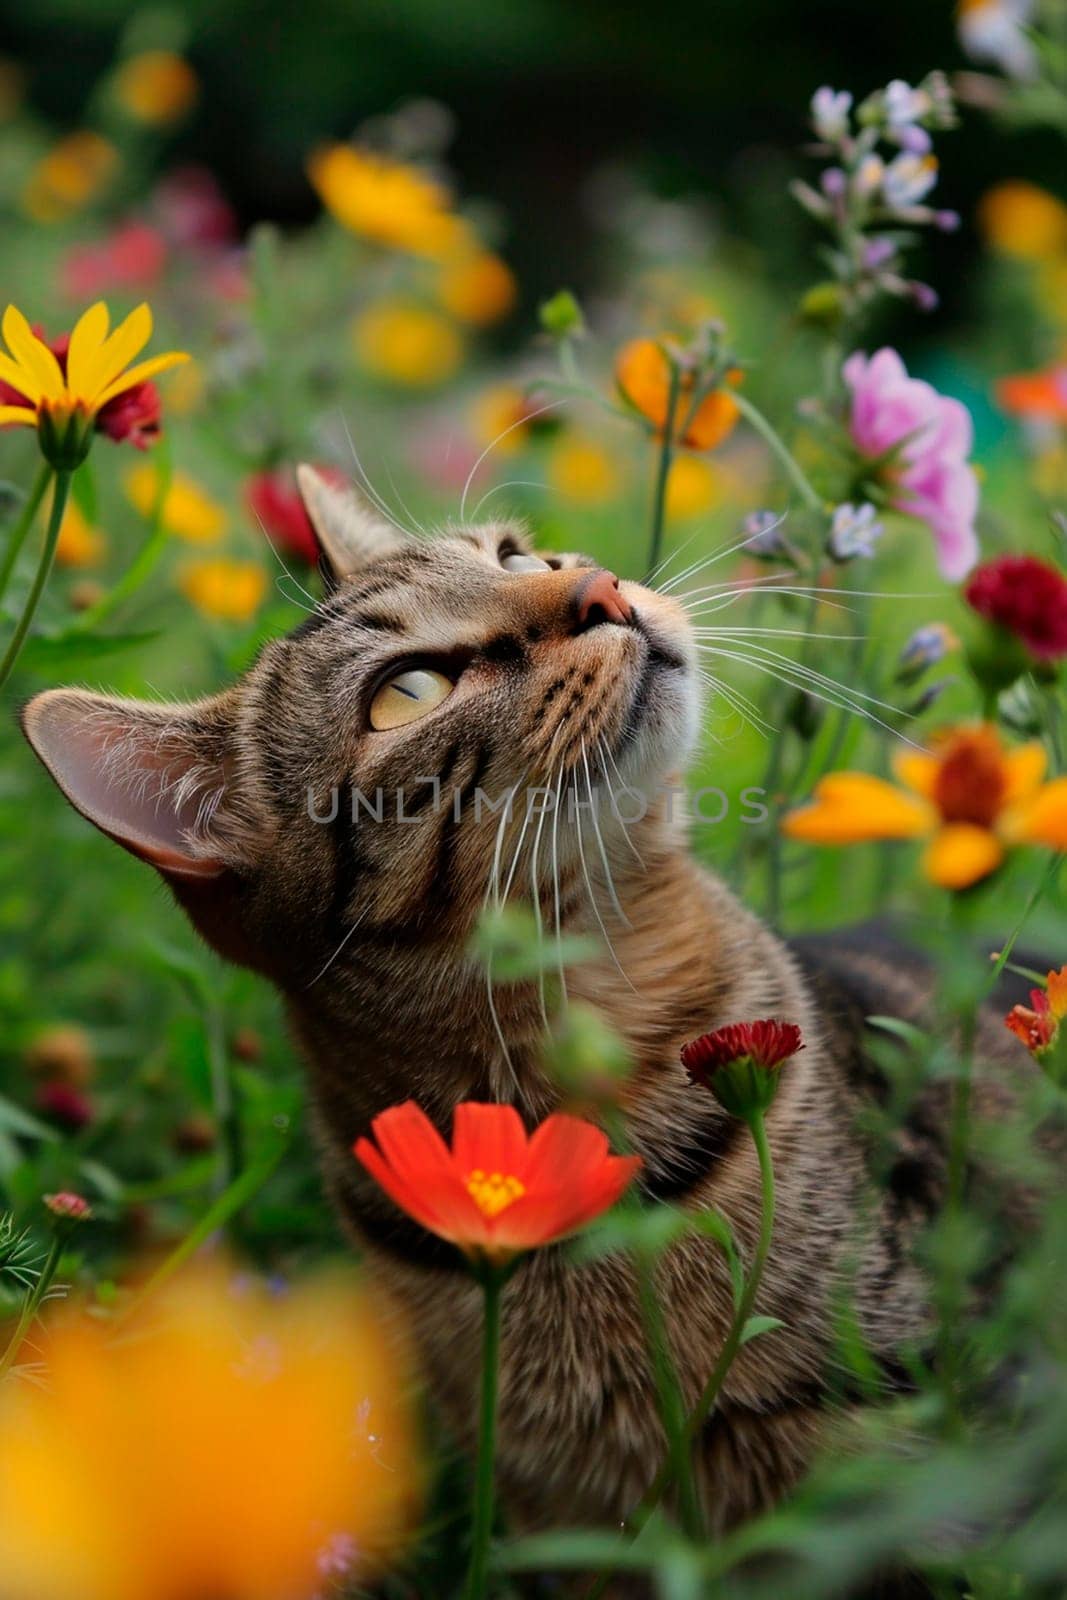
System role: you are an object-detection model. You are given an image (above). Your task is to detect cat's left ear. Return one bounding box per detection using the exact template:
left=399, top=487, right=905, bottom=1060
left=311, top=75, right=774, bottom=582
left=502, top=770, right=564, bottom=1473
left=21, top=688, right=270, bottom=965
left=297, top=464, right=409, bottom=582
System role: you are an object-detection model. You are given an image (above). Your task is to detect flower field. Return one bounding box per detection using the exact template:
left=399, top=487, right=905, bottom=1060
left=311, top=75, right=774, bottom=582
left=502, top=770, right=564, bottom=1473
left=1, top=5, right=1066, bottom=1598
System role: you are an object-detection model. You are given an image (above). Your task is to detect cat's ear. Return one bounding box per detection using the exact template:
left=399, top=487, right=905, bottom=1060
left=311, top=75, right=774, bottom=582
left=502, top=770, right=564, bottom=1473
left=296, top=463, right=408, bottom=581
left=20, top=687, right=260, bottom=882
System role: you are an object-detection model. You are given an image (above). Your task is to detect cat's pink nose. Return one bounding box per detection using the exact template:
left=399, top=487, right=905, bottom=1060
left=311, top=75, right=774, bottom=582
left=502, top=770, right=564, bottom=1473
left=574, top=569, right=631, bottom=632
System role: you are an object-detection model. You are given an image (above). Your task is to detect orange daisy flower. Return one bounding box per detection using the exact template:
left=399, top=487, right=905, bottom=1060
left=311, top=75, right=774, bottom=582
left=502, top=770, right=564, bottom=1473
left=354, top=1100, right=640, bottom=1267
left=615, top=337, right=740, bottom=450
left=782, top=724, right=1067, bottom=890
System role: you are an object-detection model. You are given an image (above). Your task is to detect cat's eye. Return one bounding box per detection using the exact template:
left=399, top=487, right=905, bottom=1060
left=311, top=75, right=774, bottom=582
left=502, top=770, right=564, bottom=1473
left=500, top=550, right=551, bottom=574
left=369, top=668, right=454, bottom=730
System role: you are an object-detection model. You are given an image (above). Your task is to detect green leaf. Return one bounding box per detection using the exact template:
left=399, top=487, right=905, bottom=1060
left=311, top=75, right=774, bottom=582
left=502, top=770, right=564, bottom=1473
left=0, top=1093, right=58, bottom=1143
left=866, top=1015, right=931, bottom=1051
left=739, top=1314, right=785, bottom=1346
left=18, top=630, right=159, bottom=674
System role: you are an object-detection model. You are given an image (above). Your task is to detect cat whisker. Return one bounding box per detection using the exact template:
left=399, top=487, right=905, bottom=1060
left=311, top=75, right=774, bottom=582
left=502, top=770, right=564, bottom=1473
left=459, top=397, right=569, bottom=522
left=597, top=736, right=645, bottom=869
left=697, top=643, right=918, bottom=745
left=655, top=516, right=791, bottom=597
left=550, top=764, right=568, bottom=1006
left=338, top=412, right=418, bottom=538
left=248, top=510, right=321, bottom=612
left=472, top=480, right=546, bottom=521
left=529, top=764, right=558, bottom=1029
left=582, top=741, right=629, bottom=924
left=702, top=636, right=901, bottom=718
left=304, top=907, right=370, bottom=988
left=576, top=740, right=636, bottom=992
left=700, top=670, right=777, bottom=738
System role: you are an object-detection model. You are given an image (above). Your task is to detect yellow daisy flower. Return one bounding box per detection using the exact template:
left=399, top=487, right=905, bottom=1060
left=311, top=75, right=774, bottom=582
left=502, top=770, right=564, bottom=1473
left=782, top=724, right=1067, bottom=890
left=125, top=465, right=227, bottom=543
left=0, top=302, right=187, bottom=469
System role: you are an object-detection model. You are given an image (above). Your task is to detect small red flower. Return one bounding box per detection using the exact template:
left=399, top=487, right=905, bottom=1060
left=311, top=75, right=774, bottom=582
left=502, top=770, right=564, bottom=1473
left=354, top=1100, right=640, bottom=1266
left=682, top=1020, right=803, bottom=1118
left=1005, top=965, right=1067, bottom=1059
left=43, top=1191, right=93, bottom=1222
left=964, top=555, right=1067, bottom=663
left=35, top=1080, right=94, bottom=1131
left=61, top=220, right=167, bottom=300
left=245, top=469, right=320, bottom=565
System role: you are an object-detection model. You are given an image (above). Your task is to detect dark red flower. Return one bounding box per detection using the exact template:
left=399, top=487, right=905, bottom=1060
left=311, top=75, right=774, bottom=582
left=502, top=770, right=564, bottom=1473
left=0, top=325, right=162, bottom=449
left=964, top=555, right=1067, bottom=662
left=96, top=381, right=162, bottom=448
left=245, top=470, right=319, bottom=565
left=681, top=1020, right=803, bottom=1119
left=35, top=1080, right=95, bottom=1132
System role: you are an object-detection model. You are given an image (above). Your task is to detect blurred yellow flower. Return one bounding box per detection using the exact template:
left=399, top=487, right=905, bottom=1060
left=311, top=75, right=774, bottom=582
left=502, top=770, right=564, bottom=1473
left=548, top=435, right=621, bottom=505
left=977, top=181, right=1067, bottom=260
left=53, top=500, right=105, bottom=568
left=0, top=1264, right=420, bottom=1600
left=353, top=301, right=464, bottom=387
left=309, top=144, right=472, bottom=258
left=113, top=50, right=198, bottom=125
left=783, top=724, right=1067, bottom=890
left=1037, top=259, right=1067, bottom=327
left=180, top=558, right=267, bottom=621
left=125, top=465, right=227, bottom=542
left=437, top=251, right=517, bottom=325
left=665, top=455, right=723, bottom=520
left=22, top=132, right=117, bottom=224
left=470, top=383, right=531, bottom=453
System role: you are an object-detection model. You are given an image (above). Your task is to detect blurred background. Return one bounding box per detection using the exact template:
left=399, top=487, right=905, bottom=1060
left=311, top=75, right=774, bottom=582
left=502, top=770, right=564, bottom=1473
left=2, top=0, right=1064, bottom=328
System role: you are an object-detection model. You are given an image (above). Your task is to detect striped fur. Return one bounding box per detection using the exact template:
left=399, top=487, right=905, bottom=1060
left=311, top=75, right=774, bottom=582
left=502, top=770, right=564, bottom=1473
left=21, top=500, right=1043, bottom=1549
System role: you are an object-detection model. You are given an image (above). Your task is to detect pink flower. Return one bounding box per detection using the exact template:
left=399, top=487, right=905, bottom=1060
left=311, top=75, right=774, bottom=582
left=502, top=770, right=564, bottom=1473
left=154, top=166, right=237, bottom=251
left=843, top=347, right=979, bottom=581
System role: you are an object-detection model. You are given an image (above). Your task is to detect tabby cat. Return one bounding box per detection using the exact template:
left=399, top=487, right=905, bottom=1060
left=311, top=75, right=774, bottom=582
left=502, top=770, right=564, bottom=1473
left=20, top=467, right=1031, bottom=1548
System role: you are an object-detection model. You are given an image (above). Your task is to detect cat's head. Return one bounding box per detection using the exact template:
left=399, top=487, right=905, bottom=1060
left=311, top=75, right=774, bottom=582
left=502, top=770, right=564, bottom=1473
left=21, top=467, right=699, bottom=986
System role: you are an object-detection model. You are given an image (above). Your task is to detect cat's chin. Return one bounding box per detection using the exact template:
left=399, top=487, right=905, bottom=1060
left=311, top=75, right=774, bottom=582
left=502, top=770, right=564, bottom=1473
left=607, top=610, right=700, bottom=803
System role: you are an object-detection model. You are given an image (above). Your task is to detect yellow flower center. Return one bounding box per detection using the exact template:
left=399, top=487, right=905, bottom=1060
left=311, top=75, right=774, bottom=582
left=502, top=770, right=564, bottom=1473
left=466, top=1169, right=526, bottom=1218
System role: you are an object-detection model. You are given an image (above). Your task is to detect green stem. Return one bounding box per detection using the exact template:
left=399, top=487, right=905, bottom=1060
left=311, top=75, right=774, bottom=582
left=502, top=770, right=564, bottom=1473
left=635, top=1252, right=703, bottom=1539
left=938, top=1001, right=976, bottom=1435
left=0, top=468, right=70, bottom=692
left=646, top=361, right=682, bottom=576
left=0, top=460, right=51, bottom=610
left=731, top=391, right=823, bottom=514
left=584, top=1112, right=777, bottom=1598
left=118, top=1135, right=287, bottom=1323
left=465, top=1268, right=504, bottom=1600
left=205, top=1001, right=243, bottom=1194
left=683, top=1111, right=776, bottom=1445
left=0, top=1233, right=62, bottom=1383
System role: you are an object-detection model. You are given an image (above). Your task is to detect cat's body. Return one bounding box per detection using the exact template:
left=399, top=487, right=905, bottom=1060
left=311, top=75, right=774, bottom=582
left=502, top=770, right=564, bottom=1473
left=20, top=469, right=1035, bottom=1542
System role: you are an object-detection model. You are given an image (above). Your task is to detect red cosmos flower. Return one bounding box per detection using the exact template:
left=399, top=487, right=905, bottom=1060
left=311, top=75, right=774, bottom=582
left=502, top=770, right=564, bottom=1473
left=0, top=326, right=161, bottom=450
left=964, top=554, right=1067, bottom=663
left=354, top=1101, right=641, bottom=1267
left=682, top=1019, right=803, bottom=1119
left=1005, top=966, right=1067, bottom=1059
left=245, top=469, right=321, bottom=565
